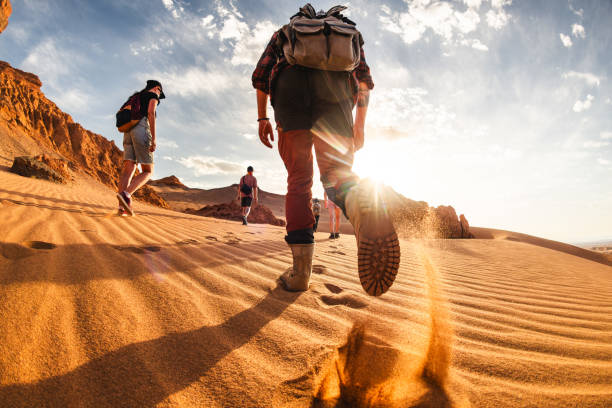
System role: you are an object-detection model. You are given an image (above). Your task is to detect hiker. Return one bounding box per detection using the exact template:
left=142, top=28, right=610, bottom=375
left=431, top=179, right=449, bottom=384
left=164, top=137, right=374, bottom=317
left=237, top=165, right=258, bottom=225
left=252, top=4, right=400, bottom=296
left=115, top=80, right=165, bottom=216
left=312, top=198, right=321, bottom=232
left=325, top=191, right=341, bottom=239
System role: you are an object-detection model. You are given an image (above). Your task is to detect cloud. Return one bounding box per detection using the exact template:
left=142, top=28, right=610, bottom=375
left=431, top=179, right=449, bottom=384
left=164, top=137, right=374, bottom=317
left=243, top=133, right=256, bottom=140
left=379, top=0, right=507, bottom=45
left=583, top=141, right=609, bottom=148
left=230, top=21, right=277, bottom=66
left=156, top=138, right=179, bottom=149
left=559, top=33, right=573, bottom=47
left=146, top=66, right=248, bottom=97
left=601, top=132, right=612, bottom=140
left=572, top=94, right=594, bottom=112
left=462, top=38, right=489, bottom=51
left=562, top=71, right=602, bottom=87
left=178, top=155, right=244, bottom=176
left=597, top=158, right=610, bottom=165
left=161, top=0, right=182, bottom=19
left=571, top=23, right=585, bottom=38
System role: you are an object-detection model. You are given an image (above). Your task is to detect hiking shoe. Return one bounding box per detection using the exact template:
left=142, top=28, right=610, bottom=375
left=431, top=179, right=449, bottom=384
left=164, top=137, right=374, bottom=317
left=345, top=180, right=400, bottom=296
left=334, top=233, right=340, bottom=239
left=329, top=233, right=335, bottom=239
left=242, top=216, right=248, bottom=225
left=116, top=191, right=134, bottom=216
left=117, top=207, right=128, bottom=217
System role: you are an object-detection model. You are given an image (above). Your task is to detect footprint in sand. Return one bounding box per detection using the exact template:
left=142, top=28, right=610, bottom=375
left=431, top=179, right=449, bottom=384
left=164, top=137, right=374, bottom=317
left=324, top=283, right=343, bottom=294
left=205, top=236, right=218, bottom=241
left=328, top=250, right=346, bottom=255
left=176, top=239, right=199, bottom=246
left=22, top=241, right=57, bottom=250
left=319, top=293, right=368, bottom=309
left=114, top=245, right=161, bottom=254
left=312, top=265, right=327, bottom=275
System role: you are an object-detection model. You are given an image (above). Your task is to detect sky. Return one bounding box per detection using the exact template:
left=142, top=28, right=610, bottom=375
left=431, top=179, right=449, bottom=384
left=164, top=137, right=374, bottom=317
left=0, top=0, right=611, bottom=243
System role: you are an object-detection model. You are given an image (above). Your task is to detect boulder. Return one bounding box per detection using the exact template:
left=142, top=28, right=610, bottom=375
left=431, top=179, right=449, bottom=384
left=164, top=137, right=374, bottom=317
left=10, top=156, right=69, bottom=184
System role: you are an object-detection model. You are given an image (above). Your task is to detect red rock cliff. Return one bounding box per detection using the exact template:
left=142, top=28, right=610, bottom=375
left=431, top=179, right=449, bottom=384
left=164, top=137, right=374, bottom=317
left=0, top=0, right=10, bottom=34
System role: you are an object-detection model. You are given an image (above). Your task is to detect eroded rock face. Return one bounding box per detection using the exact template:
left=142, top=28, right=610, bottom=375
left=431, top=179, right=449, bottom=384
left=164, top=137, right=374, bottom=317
left=132, top=185, right=170, bottom=209
left=0, top=60, right=168, bottom=208
left=0, top=0, right=11, bottom=34
left=10, top=156, right=69, bottom=184
left=185, top=200, right=286, bottom=227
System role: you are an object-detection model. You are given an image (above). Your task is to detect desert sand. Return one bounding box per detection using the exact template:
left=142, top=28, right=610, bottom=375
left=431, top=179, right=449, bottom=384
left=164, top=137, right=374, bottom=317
left=1, top=169, right=611, bottom=407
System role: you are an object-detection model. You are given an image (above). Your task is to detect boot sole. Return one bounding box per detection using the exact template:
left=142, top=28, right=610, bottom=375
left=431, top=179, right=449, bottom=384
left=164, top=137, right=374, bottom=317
left=353, top=186, right=401, bottom=296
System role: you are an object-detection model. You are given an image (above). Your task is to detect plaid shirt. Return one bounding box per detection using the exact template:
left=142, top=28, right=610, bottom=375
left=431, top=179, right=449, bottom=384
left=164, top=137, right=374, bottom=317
left=252, top=30, right=374, bottom=104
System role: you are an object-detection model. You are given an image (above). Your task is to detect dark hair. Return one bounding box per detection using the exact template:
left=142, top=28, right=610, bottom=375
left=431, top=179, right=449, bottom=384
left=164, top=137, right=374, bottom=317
left=247, top=166, right=254, bottom=172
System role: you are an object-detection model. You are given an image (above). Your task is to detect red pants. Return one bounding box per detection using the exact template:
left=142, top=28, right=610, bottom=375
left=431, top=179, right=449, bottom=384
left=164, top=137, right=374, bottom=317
left=278, top=128, right=358, bottom=233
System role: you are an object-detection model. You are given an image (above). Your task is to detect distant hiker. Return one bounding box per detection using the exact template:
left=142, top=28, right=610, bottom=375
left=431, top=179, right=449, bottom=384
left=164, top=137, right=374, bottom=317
left=325, top=191, right=341, bottom=239
left=115, top=80, right=165, bottom=216
left=237, top=165, right=258, bottom=225
left=312, top=198, right=321, bottom=232
left=252, top=3, right=400, bottom=296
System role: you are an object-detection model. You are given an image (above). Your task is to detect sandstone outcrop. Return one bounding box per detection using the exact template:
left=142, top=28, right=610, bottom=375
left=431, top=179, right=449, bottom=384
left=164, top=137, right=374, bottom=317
left=148, top=175, right=187, bottom=189
left=0, top=0, right=11, bottom=34
left=185, top=201, right=286, bottom=227
left=133, top=185, right=170, bottom=209
left=0, top=60, right=167, bottom=208
left=10, top=155, right=72, bottom=184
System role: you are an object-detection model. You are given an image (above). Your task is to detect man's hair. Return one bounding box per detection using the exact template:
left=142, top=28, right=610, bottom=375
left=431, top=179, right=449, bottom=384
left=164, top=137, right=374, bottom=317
left=247, top=166, right=254, bottom=172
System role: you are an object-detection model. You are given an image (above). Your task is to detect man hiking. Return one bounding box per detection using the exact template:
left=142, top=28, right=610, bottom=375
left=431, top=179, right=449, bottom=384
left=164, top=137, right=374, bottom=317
left=116, top=80, right=165, bottom=216
left=237, top=165, right=258, bottom=225
left=252, top=4, right=400, bottom=296
left=312, top=198, right=321, bottom=232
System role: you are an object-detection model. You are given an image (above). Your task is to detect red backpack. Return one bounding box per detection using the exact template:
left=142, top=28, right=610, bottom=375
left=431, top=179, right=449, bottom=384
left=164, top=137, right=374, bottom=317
left=115, top=92, right=143, bottom=133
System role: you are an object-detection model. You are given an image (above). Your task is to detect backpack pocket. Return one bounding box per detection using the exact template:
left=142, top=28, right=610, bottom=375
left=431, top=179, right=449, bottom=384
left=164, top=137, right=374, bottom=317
left=290, top=20, right=327, bottom=68
left=326, top=21, right=360, bottom=71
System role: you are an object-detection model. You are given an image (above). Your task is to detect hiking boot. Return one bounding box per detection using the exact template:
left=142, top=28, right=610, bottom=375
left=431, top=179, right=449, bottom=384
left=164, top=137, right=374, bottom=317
left=334, top=233, right=340, bottom=239
left=117, top=207, right=128, bottom=217
left=242, top=216, right=248, bottom=225
left=279, top=243, right=314, bottom=291
left=117, top=191, right=134, bottom=216
left=329, top=233, right=336, bottom=239
left=345, top=180, right=400, bottom=296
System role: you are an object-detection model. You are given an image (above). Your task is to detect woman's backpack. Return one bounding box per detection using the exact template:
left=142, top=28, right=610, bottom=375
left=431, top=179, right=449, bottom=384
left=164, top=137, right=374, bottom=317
left=116, top=92, right=142, bottom=133
left=278, top=5, right=362, bottom=72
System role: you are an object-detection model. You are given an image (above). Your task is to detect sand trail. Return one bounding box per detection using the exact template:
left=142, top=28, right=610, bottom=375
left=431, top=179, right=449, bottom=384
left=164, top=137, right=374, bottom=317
left=1, top=170, right=611, bottom=407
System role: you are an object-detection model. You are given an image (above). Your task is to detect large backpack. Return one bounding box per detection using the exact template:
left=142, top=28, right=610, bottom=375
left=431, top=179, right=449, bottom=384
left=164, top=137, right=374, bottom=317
left=116, top=92, right=143, bottom=133
left=278, top=4, right=362, bottom=72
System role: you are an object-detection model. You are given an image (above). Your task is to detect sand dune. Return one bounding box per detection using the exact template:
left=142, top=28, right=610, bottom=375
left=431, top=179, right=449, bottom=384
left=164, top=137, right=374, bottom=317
left=1, top=169, right=611, bottom=407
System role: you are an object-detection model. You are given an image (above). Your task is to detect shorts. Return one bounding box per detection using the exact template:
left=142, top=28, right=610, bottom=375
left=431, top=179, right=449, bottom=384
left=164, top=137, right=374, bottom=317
left=272, top=66, right=354, bottom=138
left=241, top=197, right=253, bottom=207
left=123, top=117, right=154, bottom=164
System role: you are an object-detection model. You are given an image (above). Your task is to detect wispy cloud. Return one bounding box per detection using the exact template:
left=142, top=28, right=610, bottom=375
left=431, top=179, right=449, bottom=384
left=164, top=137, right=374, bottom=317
left=571, top=23, right=585, bottom=38
left=573, top=94, right=594, bottom=112
left=178, top=155, right=244, bottom=176
left=562, top=71, right=602, bottom=87
left=559, top=33, right=573, bottom=47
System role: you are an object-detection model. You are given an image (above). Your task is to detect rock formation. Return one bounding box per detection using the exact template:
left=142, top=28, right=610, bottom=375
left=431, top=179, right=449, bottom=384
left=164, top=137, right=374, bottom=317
left=148, top=175, right=187, bottom=189
left=10, top=154, right=74, bottom=184
left=185, top=201, right=286, bottom=227
left=0, top=0, right=11, bottom=34
left=0, top=60, right=167, bottom=208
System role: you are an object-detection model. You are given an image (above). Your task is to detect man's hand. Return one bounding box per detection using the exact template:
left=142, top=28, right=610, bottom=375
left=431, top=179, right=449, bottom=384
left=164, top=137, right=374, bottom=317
left=353, top=125, right=364, bottom=151
left=258, top=119, right=274, bottom=149
left=150, top=141, right=156, bottom=152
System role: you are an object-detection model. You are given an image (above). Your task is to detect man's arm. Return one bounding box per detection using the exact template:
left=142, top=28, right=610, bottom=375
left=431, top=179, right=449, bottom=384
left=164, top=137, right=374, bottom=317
left=353, top=82, right=369, bottom=151
left=257, top=89, right=274, bottom=148
left=148, top=98, right=158, bottom=152
left=253, top=187, right=258, bottom=203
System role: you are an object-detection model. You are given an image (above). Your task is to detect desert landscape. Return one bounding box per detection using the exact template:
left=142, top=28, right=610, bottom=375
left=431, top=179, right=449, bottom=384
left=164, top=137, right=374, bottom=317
left=2, top=1, right=612, bottom=407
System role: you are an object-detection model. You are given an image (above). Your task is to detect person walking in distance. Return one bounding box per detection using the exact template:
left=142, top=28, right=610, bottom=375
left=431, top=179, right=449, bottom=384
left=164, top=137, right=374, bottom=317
left=312, top=198, right=321, bottom=232
left=252, top=4, right=400, bottom=296
left=237, top=166, right=258, bottom=225
left=116, top=80, right=165, bottom=216
left=325, top=191, right=341, bottom=239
